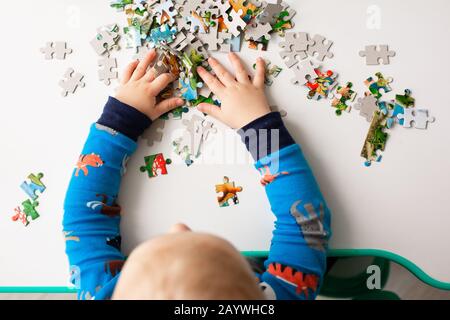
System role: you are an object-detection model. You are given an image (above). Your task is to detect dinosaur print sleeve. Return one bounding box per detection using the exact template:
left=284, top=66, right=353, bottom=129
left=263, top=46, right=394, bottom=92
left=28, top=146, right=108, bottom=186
left=63, top=98, right=150, bottom=300
left=239, top=112, right=332, bottom=300
left=63, top=122, right=137, bottom=300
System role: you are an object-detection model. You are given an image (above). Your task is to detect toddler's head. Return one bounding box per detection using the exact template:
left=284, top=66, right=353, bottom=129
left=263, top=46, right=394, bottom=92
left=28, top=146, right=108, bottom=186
left=113, top=224, right=264, bottom=299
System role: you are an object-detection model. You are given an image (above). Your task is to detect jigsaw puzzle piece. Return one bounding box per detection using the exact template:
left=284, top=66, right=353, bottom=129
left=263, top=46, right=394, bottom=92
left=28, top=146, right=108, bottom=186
left=361, top=111, right=388, bottom=167
left=141, top=119, right=165, bottom=147
left=364, top=72, right=393, bottom=99
left=290, top=60, right=317, bottom=85
left=20, top=173, right=46, bottom=200
left=215, top=176, right=243, bottom=207
left=359, top=45, right=396, bottom=65
left=226, top=9, right=247, bottom=37
left=244, top=22, right=272, bottom=42
left=140, top=153, right=172, bottom=178
left=305, top=68, right=338, bottom=100
left=22, top=199, right=40, bottom=221
left=307, top=34, right=333, bottom=61
left=40, top=42, right=73, bottom=60
left=98, top=57, right=118, bottom=86
left=395, top=89, right=415, bottom=108
left=59, top=68, right=85, bottom=97
left=397, top=108, right=435, bottom=129
left=257, top=0, right=283, bottom=24
left=90, top=27, right=120, bottom=55
left=331, top=82, right=356, bottom=116
left=354, top=93, right=379, bottom=122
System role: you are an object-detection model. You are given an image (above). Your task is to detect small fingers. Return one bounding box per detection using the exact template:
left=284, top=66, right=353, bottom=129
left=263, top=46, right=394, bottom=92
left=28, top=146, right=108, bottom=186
left=197, top=66, right=225, bottom=95
left=155, top=97, right=185, bottom=118
left=197, top=103, right=222, bottom=120
left=229, top=52, right=250, bottom=84
left=131, top=50, right=157, bottom=81
left=148, top=73, right=176, bottom=96
left=253, top=57, right=266, bottom=89
left=143, top=65, right=158, bottom=82
left=208, top=57, right=235, bottom=87
left=121, top=60, right=139, bottom=84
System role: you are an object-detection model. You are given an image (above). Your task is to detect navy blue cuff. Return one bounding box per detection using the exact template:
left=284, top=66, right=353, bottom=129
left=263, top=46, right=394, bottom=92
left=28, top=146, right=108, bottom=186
left=237, top=112, right=295, bottom=161
left=97, top=97, right=152, bottom=141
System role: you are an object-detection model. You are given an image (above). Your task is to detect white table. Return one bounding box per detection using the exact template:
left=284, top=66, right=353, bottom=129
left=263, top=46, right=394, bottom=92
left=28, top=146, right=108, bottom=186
left=0, top=0, right=449, bottom=292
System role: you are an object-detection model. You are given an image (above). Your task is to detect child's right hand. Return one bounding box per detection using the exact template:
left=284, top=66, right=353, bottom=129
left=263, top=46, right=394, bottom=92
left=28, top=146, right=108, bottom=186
left=115, top=50, right=185, bottom=121
left=197, top=53, right=271, bottom=129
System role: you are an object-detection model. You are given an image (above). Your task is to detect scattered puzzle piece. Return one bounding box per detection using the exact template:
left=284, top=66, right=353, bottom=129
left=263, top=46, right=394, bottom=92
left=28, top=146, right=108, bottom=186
left=90, top=26, right=120, bottom=56
left=359, top=45, right=396, bottom=65
left=59, top=68, right=85, bottom=97
left=141, top=119, right=165, bottom=146
left=257, top=0, right=283, bottom=24
left=354, top=93, right=379, bottom=122
left=40, top=42, right=73, bottom=60
left=22, top=199, right=40, bottom=221
left=361, top=111, right=388, bottom=166
left=215, top=176, right=243, bottom=207
left=140, top=153, right=172, bottom=178
left=12, top=207, right=29, bottom=227
left=307, top=34, right=333, bottom=61
left=244, top=22, right=272, bottom=42
left=98, top=57, right=118, bottom=86
left=290, top=60, right=317, bottom=85
left=305, top=68, right=338, bottom=100
left=331, top=82, right=356, bottom=115
left=279, top=32, right=313, bottom=68
left=395, top=89, right=415, bottom=108
left=364, top=72, right=393, bottom=99
left=397, top=108, right=435, bottom=129
left=20, top=173, right=46, bottom=201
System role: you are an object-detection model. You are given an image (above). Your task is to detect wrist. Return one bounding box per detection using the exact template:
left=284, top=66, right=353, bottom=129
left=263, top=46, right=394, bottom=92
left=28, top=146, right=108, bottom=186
left=97, top=97, right=152, bottom=141
left=237, top=112, right=295, bottom=161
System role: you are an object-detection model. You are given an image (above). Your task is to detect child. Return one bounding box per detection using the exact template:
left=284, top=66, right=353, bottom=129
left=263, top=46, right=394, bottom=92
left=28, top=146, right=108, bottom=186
left=63, top=50, right=331, bottom=300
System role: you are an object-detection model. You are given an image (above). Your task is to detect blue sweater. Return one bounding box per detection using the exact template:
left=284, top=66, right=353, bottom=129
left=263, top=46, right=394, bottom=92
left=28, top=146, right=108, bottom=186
left=63, top=97, right=332, bottom=300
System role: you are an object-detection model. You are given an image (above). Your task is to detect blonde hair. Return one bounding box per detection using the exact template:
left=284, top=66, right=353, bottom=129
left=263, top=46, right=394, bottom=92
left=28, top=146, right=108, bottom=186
left=113, top=232, right=264, bottom=300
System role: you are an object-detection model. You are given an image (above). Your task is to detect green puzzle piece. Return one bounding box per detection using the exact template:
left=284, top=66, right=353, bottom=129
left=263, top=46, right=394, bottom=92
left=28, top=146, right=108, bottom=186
left=22, top=199, right=40, bottom=220
left=395, top=89, right=415, bottom=108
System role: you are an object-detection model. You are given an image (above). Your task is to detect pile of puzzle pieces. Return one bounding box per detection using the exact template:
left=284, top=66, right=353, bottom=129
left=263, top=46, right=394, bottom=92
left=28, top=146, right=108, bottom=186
left=106, top=0, right=293, bottom=167
left=356, top=75, right=435, bottom=166
left=108, top=0, right=294, bottom=108
left=277, top=28, right=435, bottom=167
left=11, top=173, right=46, bottom=227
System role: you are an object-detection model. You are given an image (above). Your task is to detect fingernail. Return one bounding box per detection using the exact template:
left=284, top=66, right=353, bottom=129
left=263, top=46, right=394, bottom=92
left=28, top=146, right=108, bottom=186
left=177, top=98, right=184, bottom=104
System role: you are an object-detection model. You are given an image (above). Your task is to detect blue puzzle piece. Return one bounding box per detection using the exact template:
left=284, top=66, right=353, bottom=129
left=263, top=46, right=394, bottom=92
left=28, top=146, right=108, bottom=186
left=378, top=101, right=395, bottom=129
left=20, top=173, right=46, bottom=200
left=391, top=104, right=405, bottom=126
left=148, top=25, right=177, bottom=46
left=179, top=77, right=203, bottom=101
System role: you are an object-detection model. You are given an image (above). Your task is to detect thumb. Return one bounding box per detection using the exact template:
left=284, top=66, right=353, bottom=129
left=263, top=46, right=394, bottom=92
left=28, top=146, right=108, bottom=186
left=197, top=103, right=222, bottom=120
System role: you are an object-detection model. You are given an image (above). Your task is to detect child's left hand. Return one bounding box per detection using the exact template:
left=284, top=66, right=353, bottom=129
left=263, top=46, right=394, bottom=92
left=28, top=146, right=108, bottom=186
left=115, top=49, right=185, bottom=121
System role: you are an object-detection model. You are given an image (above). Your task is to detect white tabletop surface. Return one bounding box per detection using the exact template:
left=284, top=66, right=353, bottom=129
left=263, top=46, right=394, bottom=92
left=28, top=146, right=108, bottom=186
left=0, top=0, right=449, bottom=288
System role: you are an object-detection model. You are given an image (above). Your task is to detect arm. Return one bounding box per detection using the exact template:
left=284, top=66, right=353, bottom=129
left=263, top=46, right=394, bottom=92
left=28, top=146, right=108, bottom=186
left=238, top=113, right=331, bottom=300
left=63, top=50, right=184, bottom=300
left=197, top=54, right=331, bottom=300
